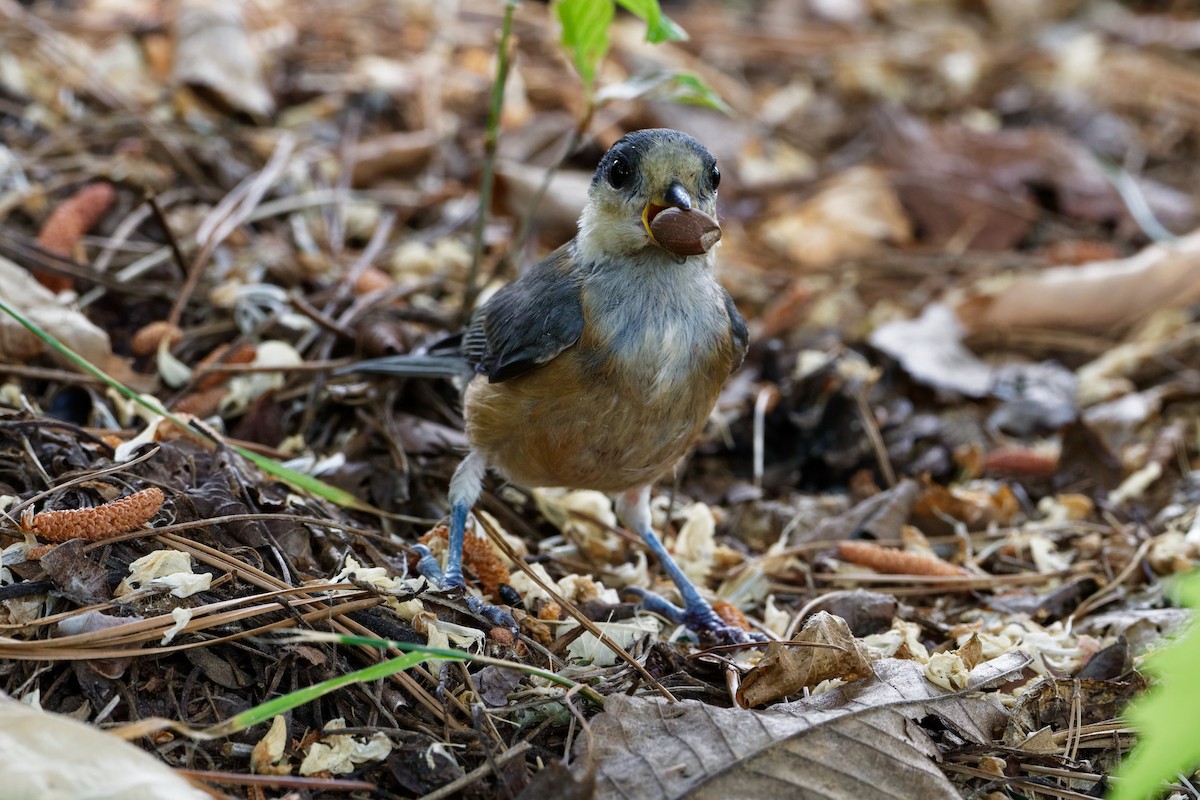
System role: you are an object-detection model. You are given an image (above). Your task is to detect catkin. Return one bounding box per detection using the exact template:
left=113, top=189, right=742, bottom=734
left=837, top=540, right=967, bottom=577
left=24, top=487, right=165, bottom=542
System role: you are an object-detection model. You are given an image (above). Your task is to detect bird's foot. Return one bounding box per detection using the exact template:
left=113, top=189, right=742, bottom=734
left=623, top=586, right=766, bottom=648
left=413, top=543, right=517, bottom=633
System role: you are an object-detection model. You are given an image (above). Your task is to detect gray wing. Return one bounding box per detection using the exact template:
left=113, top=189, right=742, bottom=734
left=724, top=288, right=749, bottom=373
left=462, top=245, right=584, bottom=383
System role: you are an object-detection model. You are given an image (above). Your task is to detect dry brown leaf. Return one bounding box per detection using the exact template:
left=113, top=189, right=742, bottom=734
left=737, top=612, right=874, bottom=707
left=172, top=0, right=274, bottom=117
left=914, top=477, right=1020, bottom=531
left=578, top=653, right=1030, bottom=800
left=879, top=110, right=1191, bottom=251
left=759, top=165, right=911, bottom=269
left=868, top=303, right=993, bottom=397
left=0, top=256, right=114, bottom=366
left=1003, top=675, right=1144, bottom=749
left=348, top=130, right=439, bottom=185
left=958, top=229, right=1200, bottom=333
left=0, top=698, right=213, bottom=799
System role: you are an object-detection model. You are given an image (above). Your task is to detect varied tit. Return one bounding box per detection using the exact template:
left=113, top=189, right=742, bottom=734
left=353, top=129, right=758, bottom=646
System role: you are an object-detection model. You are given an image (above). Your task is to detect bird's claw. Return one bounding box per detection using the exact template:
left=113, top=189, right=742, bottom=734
left=623, top=586, right=766, bottom=648
left=413, top=544, right=518, bottom=635
left=461, top=594, right=518, bottom=631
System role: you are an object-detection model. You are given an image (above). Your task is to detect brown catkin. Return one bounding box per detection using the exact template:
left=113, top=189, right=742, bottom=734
left=171, top=386, right=228, bottom=417
left=419, top=525, right=511, bottom=598
left=837, top=540, right=968, bottom=577
left=194, top=342, right=257, bottom=390
left=712, top=599, right=752, bottom=632
left=25, top=487, right=165, bottom=542
left=130, top=321, right=184, bottom=357
left=34, top=182, right=116, bottom=292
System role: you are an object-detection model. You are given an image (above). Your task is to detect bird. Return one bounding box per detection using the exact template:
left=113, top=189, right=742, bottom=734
left=350, top=129, right=758, bottom=646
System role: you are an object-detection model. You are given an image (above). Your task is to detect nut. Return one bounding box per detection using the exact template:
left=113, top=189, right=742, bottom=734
left=650, top=207, right=721, bottom=256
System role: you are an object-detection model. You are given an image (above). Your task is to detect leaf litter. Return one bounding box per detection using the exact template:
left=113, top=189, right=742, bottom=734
left=0, top=0, right=1198, bottom=797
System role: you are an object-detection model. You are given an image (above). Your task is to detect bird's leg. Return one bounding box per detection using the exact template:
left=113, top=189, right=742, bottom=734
left=616, top=486, right=763, bottom=646
left=413, top=452, right=516, bottom=631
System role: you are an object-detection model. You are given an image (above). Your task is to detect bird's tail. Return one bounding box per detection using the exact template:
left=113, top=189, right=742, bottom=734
left=337, top=354, right=472, bottom=380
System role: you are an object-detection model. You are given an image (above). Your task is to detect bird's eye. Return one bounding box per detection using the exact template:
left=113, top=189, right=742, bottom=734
left=607, top=155, right=632, bottom=189
left=709, top=164, right=721, bottom=190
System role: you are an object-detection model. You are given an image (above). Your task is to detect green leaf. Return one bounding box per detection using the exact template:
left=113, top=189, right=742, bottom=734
left=556, top=0, right=614, bottom=89
left=657, top=72, right=731, bottom=114
left=595, top=70, right=731, bottom=115
left=1111, top=569, right=1200, bottom=800
left=614, top=0, right=687, bottom=43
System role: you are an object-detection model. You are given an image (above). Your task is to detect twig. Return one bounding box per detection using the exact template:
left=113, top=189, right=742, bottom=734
left=477, top=512, right=678, bottom=702
left=175, top=770, right=375, bottom=793
left=752, top=385, right=772, bottom=490
left=416, top=741, right=531, bottom=800
left=167, top=133, right=297, bottom=328
left=853, top=384, right=896, bottom=488
left=144, top=193, right=190, bottom=282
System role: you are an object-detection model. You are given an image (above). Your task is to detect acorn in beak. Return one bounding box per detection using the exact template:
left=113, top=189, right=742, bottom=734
left=643, top=179, right=721, bottom=257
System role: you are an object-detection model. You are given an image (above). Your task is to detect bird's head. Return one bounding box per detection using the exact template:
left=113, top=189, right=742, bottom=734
left=577, top=129, right=721, bottom=263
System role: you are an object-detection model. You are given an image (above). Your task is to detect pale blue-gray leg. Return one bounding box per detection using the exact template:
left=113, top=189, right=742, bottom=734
left=617, top=486, right=763, bottom=646
left=442, top=499, right=470, bottom=588
left=413, top=452, right=516, bottom=631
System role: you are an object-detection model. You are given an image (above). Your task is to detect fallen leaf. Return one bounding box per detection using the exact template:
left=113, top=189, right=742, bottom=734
left=958, top=228, right=1200, bottom=333
left=577, top=653, right=1030, bottom=800
left=172, top=0, right=274, bottom=117
left=760, top=165, right=911, bottom=269
left=869, top=303, right=992, bottom=397
left=737, top=612, right=874, bottom=707
left=299, top=718, right=393, bottom=776
left=0, top=696, right=213, bottom=799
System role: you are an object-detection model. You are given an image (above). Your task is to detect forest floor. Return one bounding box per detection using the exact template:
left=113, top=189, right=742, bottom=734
left=1, top=0, right=1199, bottom=798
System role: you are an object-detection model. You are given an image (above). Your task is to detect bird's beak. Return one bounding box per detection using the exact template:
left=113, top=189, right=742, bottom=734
left=642, top=179, right=694, bottom=241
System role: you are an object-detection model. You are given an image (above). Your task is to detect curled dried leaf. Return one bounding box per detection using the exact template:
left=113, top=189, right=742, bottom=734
left=354, top=311, right=414, bottom=359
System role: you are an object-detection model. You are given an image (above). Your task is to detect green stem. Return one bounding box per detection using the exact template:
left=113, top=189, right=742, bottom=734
left=463, top=0, right=520, bottom=324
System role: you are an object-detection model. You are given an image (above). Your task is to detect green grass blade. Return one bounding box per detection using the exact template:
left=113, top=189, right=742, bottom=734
left=208, top=650, right=452, bottom=737
left=292, top=630, right=605, bottom=708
